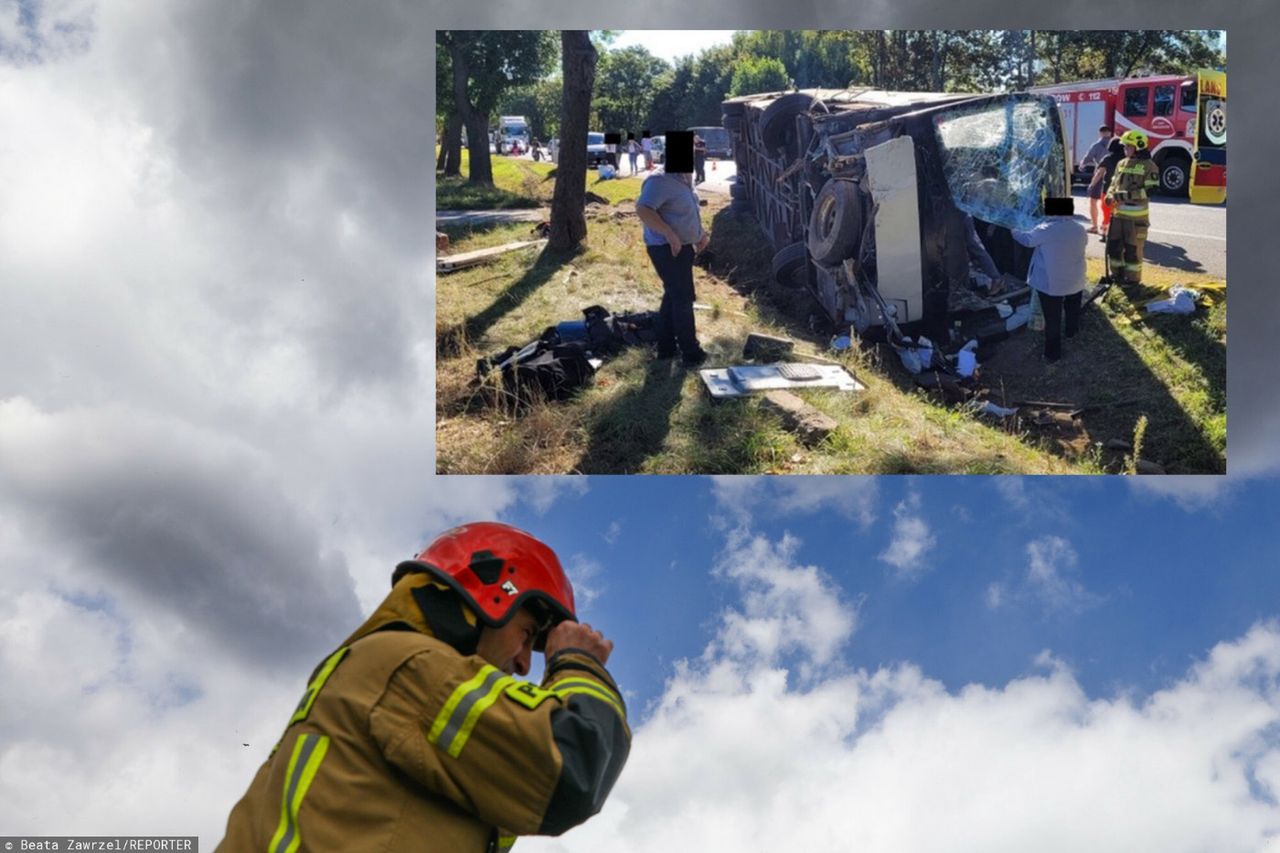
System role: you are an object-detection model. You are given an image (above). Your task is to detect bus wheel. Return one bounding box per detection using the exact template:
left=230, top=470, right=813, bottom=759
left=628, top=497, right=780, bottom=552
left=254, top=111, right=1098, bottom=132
left=771, top=242, right=809, bottom=286
left=807, top=179, right=862, bottom=265
left=1157, top=153, right=1190, bottom=197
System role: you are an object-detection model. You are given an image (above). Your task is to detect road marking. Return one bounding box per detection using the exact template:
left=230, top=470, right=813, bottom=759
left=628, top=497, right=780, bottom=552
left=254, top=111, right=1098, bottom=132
left=1148, top=228, right=1226, bottom=243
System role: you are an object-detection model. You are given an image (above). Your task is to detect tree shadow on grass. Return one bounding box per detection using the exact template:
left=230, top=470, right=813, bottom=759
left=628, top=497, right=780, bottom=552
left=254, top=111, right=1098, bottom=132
left=437, top=245, right=581, bottom=359
left=576, top=359, right=688, bottom=473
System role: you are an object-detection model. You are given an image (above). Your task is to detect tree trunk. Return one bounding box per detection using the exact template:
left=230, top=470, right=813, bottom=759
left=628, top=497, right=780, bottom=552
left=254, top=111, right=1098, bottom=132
left=548, top=31, right=597, bottom=253
left=439, top=111, right=462, bottom=176
left=450, top=40, right=493, bottom=186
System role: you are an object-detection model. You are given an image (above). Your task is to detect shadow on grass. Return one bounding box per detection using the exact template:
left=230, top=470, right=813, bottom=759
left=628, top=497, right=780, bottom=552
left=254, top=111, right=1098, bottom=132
left=1104, top=284, right=1226, bottom=427
left=577, top=359, right=687, bottom=473
left=983, top=293, right=1224, bottom=473
left=437, top=245, right=581, bottom=358
left=436, top=173, right=542, bottom=210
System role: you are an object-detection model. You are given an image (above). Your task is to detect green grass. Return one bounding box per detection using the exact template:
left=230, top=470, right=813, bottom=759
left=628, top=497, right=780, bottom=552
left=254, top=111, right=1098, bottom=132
left=436, top=147, right=649, bottom=210
left=436, top=197, right=1226, bottom=475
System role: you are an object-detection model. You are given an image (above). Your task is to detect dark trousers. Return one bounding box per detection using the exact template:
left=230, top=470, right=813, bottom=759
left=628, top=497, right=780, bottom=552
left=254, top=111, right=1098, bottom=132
left=647, top=244, right=700, bottom=356
left=1038, top=290, right=1082, bottom=360
left=695, top=154, right=707, bottom=183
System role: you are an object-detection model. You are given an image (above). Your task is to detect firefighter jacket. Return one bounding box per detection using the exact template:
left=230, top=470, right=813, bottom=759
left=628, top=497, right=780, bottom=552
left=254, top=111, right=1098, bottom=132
left=1106, top=154, right=1160, bottom=220
left=218, top=576, right=630, bottom=852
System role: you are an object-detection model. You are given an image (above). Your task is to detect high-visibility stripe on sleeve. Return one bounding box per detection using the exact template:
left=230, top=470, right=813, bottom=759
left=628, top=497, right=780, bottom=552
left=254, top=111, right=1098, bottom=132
left=496, top=833, right=517, bottom=852
left=428, top=665, right=514, bottom=758
left=550, top=677, right=626, bottom=720
left=289, top=647, right=349, bottom=727
left=268, top=733, right=331, bottom=853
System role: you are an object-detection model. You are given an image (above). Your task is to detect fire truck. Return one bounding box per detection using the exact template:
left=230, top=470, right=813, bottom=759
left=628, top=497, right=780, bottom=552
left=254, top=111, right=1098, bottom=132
left=1030, top=69, right=1226, bottom=204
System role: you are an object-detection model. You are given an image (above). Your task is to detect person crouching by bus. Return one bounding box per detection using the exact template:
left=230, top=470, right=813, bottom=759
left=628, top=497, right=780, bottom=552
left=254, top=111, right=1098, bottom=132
left=1012, top=197, right=1088, bottom=363
left=634, top=131, right=711, bottom=368
left=1105, top=130, right=1160, bottom=286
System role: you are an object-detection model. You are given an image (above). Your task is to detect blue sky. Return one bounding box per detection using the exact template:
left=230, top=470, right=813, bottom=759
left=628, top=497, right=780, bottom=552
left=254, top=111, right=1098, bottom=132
left=504, top=477, right=1278, bottom=708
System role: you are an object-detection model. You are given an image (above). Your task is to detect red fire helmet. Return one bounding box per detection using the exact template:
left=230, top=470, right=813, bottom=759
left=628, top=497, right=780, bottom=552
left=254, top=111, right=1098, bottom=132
left=393, top=522, right=576, bottom=647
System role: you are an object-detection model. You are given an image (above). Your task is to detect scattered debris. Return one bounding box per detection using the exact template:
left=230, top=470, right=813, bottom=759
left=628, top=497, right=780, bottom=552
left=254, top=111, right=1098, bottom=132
left=760, top=390, right=839, bottom=445
left=913, top=370, right=973, bottom=405
left=976, top=400, right=1018, bottom=418
left=699, top=363, right=865, bottom=399
left=743, top=332, right=795, bottom=360
left=531, top=220, right=552, bottom=238
left=436, top=231, right=449, bottom=252
left=1145, top=285, right=1200, bottom=315
left=437, top=239, right=546, bottom=274
left=1104, top=437, right=1133, bottom=451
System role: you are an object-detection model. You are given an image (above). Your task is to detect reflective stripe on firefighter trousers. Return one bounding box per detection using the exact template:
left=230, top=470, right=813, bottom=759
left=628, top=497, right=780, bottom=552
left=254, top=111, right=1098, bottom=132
left=269, top=733, right=331, bottom=853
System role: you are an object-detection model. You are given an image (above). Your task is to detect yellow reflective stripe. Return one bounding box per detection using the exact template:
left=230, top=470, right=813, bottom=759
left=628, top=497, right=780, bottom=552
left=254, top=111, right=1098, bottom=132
left=429, top=665, right=516, bottom=758
left=269, top=734, right=331, bottom=853
left=550, top=678, right=626, bottom=720
left=289, top=647, right=349, bottom=727
left=1114, top=207, right=1148, bottom=218
left=429, top=665, right=498, bottom=745
left=447, top=673, right=515, bottom=758
left=496, top=834, right=517, bottom=852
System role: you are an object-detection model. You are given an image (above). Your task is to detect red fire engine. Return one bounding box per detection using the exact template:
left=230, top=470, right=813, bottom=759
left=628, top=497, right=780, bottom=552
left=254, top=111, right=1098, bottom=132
left=1030, top=69, right=1226, bottom=204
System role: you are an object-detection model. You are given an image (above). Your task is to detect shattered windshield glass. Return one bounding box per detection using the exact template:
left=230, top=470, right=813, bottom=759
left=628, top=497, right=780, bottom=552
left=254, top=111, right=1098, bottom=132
left=933, top=96, right=1067, bottom=232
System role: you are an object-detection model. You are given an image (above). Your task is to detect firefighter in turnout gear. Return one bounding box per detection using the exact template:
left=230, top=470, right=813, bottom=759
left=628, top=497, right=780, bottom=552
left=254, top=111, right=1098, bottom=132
left=1105, top=129, right=1160, bottom=285
left=218, top=522, right=630, bottom=852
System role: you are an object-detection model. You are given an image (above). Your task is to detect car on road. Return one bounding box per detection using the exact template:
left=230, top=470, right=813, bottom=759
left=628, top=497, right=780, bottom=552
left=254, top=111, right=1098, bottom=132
left=586, top=132, right=609, bottom=167
left=649, top=135, right=666, bottom=165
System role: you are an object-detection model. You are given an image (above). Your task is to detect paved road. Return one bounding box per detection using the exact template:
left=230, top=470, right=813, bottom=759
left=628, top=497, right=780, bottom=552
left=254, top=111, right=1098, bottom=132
left=1074, top=188, right=1226, bottom=279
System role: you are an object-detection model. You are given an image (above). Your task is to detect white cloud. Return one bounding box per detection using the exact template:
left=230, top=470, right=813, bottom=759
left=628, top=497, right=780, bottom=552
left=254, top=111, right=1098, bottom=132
left=707, top=529, right=859, bottom=676
left=1025, top=535, right=1100, bottom=613
left=604, top=520, right=623, bottom=544
left=878, top=492, right=936, bottom=580
left=711, top=476, right=878, bottom=529
left=566, top=554, right=605, bottom=610
left=526, top=570, right=1280, bottom=853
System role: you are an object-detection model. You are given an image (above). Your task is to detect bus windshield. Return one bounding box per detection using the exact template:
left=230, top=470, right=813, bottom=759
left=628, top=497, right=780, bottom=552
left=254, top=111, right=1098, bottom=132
left=933, top=95, right=1068, bottom=232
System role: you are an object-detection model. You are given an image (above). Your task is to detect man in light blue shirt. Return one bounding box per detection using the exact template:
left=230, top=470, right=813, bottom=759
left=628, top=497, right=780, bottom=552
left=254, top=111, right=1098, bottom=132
left=1012, top=197, right=1088, bottom=362
left=635, top=130, right=710, bottom=366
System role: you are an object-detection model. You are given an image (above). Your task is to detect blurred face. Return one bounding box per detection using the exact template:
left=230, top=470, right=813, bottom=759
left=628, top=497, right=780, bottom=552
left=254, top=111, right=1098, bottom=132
left=476, top=607, right=539, bottom=676
left=1101, top=129, right=1112, bottom=140
left=1124, top=143, right=1137, bottom=157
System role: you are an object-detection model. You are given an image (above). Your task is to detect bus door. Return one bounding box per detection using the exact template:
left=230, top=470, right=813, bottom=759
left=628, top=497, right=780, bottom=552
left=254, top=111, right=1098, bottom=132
left=1189, top=69, right=1226, bottom=205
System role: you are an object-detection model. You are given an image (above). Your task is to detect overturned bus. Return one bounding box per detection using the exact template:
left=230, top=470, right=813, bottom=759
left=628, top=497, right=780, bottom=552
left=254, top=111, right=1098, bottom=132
left=722, top=88, right=1071, bottom=343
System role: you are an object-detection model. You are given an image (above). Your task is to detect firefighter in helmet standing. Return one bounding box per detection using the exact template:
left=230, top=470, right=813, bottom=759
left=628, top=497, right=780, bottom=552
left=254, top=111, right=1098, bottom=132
left=219, top=522, right=629, bottom=852
left=1104, top=129, right=1160, bottom=286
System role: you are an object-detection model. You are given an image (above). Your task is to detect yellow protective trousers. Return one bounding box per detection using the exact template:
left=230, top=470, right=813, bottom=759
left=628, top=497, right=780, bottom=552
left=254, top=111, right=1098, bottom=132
left=1106, top=210, right=1149, bottom=285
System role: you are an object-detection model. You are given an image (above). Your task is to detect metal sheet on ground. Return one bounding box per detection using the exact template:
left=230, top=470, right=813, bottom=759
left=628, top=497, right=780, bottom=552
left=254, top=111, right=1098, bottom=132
left=699, top=363, right=866, bottom=399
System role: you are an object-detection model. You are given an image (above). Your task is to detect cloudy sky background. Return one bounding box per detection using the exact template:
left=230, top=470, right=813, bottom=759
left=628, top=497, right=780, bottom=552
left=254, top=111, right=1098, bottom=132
left=3, top=0, right=1279, bottom=849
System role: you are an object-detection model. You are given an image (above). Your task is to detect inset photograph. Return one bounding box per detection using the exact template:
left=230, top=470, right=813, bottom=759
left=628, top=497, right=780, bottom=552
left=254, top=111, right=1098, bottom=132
left=436, top=30, right=1226, bottom=475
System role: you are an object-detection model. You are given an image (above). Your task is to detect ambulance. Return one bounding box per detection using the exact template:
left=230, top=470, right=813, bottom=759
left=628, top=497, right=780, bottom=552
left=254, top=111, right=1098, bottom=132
left=1030, top=70, right=1226, bottom=204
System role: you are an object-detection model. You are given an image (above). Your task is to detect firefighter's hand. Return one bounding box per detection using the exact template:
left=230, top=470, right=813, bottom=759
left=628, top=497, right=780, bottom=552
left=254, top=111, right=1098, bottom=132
left=545, top=621, right=613, bottom=665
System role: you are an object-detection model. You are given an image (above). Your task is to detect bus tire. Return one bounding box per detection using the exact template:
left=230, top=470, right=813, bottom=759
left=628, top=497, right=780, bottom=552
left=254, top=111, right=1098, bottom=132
left=771, top=242, right=809, bottom=286
left=760, top=93, right=813, bottom=154
left=807, top=179, right=863, bottom=265
left=1156, top=152, right=1190, bottom=197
